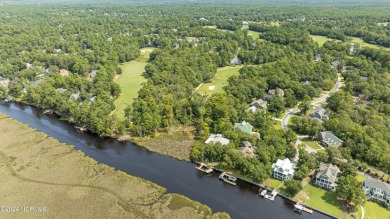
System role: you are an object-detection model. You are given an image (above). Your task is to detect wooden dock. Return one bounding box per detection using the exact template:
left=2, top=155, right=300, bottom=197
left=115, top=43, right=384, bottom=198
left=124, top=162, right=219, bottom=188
left=195, top=162, right=213, bottom=174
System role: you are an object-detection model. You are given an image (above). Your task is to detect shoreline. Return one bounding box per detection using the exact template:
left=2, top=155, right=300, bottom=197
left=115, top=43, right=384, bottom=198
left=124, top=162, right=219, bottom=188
left=0, top=112, right=229, bottom=219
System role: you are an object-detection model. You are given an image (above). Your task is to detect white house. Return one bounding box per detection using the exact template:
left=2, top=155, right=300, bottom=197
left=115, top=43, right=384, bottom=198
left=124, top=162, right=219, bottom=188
left=363, top=179, right=390, bottom=206
left=205, top=134, right=230, bottom=146
left=272, top=158, right=296, bottom=180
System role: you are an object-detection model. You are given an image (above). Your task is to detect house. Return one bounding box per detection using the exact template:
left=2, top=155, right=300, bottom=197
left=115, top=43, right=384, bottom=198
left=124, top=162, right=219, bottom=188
left=205, top=134, right=230, bottom=146
left=331, top=60, right=340, bottom=69
left=242, top=21, right=249, bottom=25
left=363, top=179, right=390, bottom=206
left=234, top=121, right=260, bottom=138
left=30, top=79, right=45, bottom=87
left=314, top=163, right=340, bottom=190
left=301, top=80, right=311, bottom=85
left=314, top=54, right=322, bottom=62
left=272, top=158, right=296, bottom=180
left=55, top=48, right=62, bottom=53
left=0, top=78, right=10, bottom=89
left=56, top=88, right=67, bottom=93
left=318, top=131, right=343, bottom=147
left=234, top=121, right=253, bottom=134
left=266, top=88, right=284, bottom=100
left=90, top=70, right=98, bottom=78
left=59, top=69, right=69, bottom=77
left=238, top=141, right=256, bottom=158
left=230, top=56, right=242, bottom=65
left=199, top=17, right=208, bottom=22
left=250, top=99, right=267, bottom=110
left=311, top=106, right=329, bottom=120
left=247, top=106, right=257, bottom=113
left=268, top=88, right=284, bottom=97
left=70, top=92, right=80, bottom=100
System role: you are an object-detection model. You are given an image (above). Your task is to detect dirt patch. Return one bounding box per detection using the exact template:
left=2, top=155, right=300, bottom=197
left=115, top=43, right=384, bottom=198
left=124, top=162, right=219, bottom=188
left=0, top=114, right=227, bottom=219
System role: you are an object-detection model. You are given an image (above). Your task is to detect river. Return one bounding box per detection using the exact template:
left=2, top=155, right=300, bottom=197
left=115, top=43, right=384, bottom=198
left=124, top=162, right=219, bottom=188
left=0, top=101, right=335, bottom=219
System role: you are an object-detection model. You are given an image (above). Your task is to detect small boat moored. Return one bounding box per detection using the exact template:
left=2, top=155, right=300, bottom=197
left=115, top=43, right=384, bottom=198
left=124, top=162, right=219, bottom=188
left=219, top=172, right=237, bottom=186
left=294, top=201, right=313, bottom=214
left=4, top=96, right=13, bottom=102
left=195, top=162, right=213, bottom=174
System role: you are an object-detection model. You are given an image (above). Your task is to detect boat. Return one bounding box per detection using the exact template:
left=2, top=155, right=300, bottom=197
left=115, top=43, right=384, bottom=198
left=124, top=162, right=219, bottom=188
left=294, top=201, right=313, bottom=214
left=43, top=109, right=54, bottom=115
left=260, top=189, right=267, bottom=197
left=195, top=162, right=213, bottom=174
left=219, top=172, right=237, bottom=186
left=4, top=96, right=13, bottom=102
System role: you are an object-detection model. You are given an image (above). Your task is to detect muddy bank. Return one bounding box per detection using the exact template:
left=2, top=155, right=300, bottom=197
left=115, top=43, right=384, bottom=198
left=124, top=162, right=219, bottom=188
left=0, top=113, right=228, bottom=219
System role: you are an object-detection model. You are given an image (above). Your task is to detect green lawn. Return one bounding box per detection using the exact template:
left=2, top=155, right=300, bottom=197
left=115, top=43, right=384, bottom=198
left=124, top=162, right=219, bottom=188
left=113, top=48, right=155, bottom=120
left=203, top=25, right=217, bottom=29
left=361, top=201, right=390, bottom=219
left=197, top=66, right=241, bottom=95
left=355, top=173, right=367, bottom=183
left=377, top=22, right=389, bottom=26
left=295, top=184, right=344, bottom=218
left=311, top=35, right=341, bottom=47
left=263, top=178, right=284, bottom=190
left=348, top=36, right=390, bottom=51
left=301, top=138, right=323, bottom=150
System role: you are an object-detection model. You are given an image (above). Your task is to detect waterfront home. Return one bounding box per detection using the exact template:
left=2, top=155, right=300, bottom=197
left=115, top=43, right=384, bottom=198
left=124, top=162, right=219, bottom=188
left=314, top=163, right=340, bottom=190
left=238, top=141, right=256, bottom=158
left=363, top=178, right=390, bottom=206
left=318, top=131, right=343, bottom=147
left=272, top=158, right=296, bottom=180
left=311, top=106, right=329, bottom=120
left=250, top=99, right=267, bottom=110
left=205, top=134, right=230, bottom=146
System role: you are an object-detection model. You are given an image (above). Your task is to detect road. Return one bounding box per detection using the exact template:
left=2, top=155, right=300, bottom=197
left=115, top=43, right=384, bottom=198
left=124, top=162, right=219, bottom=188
left=281, top=74, right=342, bottom=131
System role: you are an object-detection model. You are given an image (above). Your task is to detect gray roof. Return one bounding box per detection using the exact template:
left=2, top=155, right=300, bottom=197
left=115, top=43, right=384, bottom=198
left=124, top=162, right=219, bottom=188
left=316, top=163, right=340, bottom=184
left=311, top=106, right=328, bottom=119
left=331, top=60, right=340, bottom=68
left=240, top=141, right=252, bottom=148
left=319, top=131, right=343, bottom=147
left=364, top=179, right=390, bottom=193
left=250, top=99, right=267, bottom=109
left=90, top=70, right=98, bottom=78
left=70, top=92, right=80, bottom=100
left=205, top=134, right=230, bottom=145
left=30, top=79, right=45, bottom=87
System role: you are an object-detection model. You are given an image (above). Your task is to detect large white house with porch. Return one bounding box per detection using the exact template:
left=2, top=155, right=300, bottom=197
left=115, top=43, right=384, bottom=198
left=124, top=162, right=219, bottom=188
left=272, top=158, right=296, bottom=180
left=363, top=178, right=390, bottom=206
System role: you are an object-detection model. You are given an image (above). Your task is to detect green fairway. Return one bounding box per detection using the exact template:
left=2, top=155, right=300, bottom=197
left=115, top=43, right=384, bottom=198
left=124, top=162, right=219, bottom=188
left=197, top=66, right=241, bottom=95
left=348, top=37, right=390, bottom=51
left=113, top=48, right=155, bottom=120
left=311, top=35, right=341, bottom=47
left=295, top=184, right=344, bottom=218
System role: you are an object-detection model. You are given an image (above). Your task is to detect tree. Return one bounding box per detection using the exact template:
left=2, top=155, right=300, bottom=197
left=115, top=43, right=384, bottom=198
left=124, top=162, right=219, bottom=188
left=268, top=97, right=285, bottom=115
left=299, top=100, right=310, bottom=115
left=284, top=179, right=303, bottom=197
left=336, top=175, right=366, bottom=208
